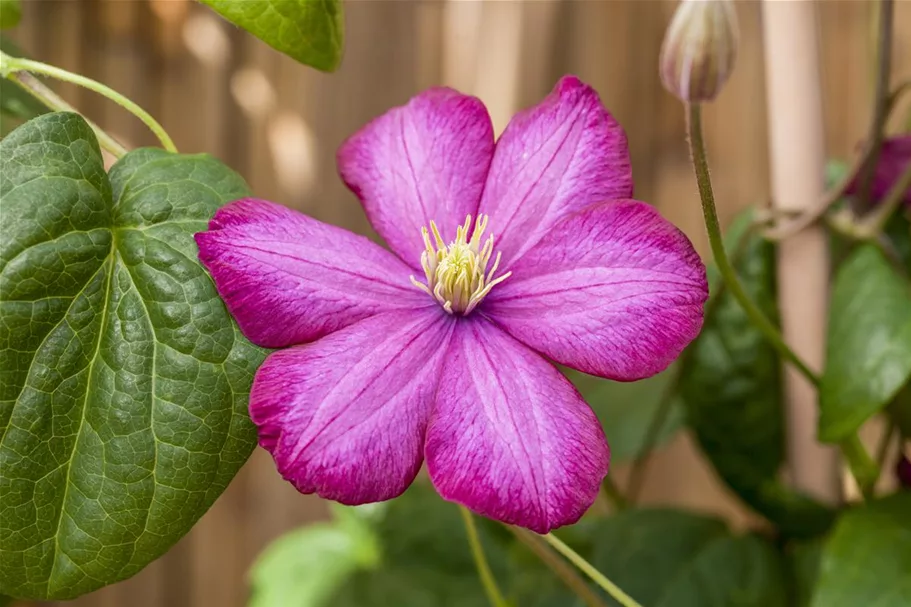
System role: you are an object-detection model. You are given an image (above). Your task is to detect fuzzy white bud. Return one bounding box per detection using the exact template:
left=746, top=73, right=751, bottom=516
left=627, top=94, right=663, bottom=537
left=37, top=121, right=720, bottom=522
left=659, top=0, right=739, bottom=103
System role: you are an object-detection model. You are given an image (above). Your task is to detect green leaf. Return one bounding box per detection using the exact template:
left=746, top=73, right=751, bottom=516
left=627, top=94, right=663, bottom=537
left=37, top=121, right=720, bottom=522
left=0, top=113, right=264, bottom=599
left=568, top=365, right=683, bottom=462
left=680, top=209, right=833, bottom=537
left=811, top=493, right=911, bottom=607
left=0, top=0, right=21, bottom=29
left=199, top=0, right=344, bottom=72
left=786, top=539, right=824, bottom=607
left=249, top=506, right=380, bottom=607
left=884, top=210, right=911, bottom=273
left=819, top=245, right=911, bottom=442
left=590, top=509, right=788, bottom=607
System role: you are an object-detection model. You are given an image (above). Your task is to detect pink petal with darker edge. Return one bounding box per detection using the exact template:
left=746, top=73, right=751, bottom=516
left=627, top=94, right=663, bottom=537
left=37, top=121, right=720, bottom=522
left=338, top=88, right=495, bottom=268
left=196, top=198, right=428, bottom=349
left=252, top=309, right=455, bottom=504
left=478, top=75, right=633, bottom=267
left=484, top=200, right=707, bottom=381
left=425, top=318, right=609, bottom=533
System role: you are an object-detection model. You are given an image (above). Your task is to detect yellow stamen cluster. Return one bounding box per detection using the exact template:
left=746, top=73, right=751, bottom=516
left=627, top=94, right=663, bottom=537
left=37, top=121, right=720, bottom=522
left=410, top=214, right=511, bottom=315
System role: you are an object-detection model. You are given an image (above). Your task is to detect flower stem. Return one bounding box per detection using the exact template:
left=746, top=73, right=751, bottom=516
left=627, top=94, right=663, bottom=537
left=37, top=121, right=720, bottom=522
left=458, top=506, right=508, bottom=607
left=542, top=533, right=643, bottom=607
left=3, top=71, right=128, bottom=159
left=860, top=163, right=911, bottom=234
left=854, top=0, right=894, bottom=215
left=0, top=51, right=177, bottom=154
left=508, top=527, right=608, bottom=607
left=685, top=102, right=820, bottom=388
left=840, top=433, right=879, bottom=501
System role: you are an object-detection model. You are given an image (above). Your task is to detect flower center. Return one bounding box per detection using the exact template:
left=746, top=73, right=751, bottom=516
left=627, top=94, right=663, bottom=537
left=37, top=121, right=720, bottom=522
left=410, top=214, right=511, bottom=315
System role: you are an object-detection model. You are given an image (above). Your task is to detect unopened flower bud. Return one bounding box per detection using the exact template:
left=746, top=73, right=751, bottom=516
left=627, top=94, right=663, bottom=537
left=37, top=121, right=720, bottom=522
left=659, top=0, right=739, bottom=103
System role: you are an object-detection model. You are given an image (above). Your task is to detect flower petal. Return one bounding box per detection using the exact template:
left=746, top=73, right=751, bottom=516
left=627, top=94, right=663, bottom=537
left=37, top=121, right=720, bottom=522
left=479, top=75, right=633, bottom=266
left=252, top=309, right=454, bottom=504
left=196, top=198, right=428, bottom=349
left=484, top=200, right=707, bottom=381
left=425, top=318, right=609, bottom=533
left=338, top=88, right=495, bottom=266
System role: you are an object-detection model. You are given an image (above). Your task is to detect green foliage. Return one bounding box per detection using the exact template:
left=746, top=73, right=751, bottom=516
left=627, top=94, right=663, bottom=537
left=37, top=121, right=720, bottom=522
left=569, top=364, right=684, bottom=463
left=255, top=484, right=585, bottom=607
left=249, top=505, right=381, bottom=607
left=810, top=493, right=911, bottom=607
left=680, top=209, right=833, bottom=536
left=0, top=0, right=21, bottom=29
left=330, top=484, right=509, bottom=607
left=0, top=113, right=263, bottom=599
left=199, top=0, right=344, bottom=72
left=819, top=245, right=911, bottom=442
left=590, top=509, right=788, bottom=607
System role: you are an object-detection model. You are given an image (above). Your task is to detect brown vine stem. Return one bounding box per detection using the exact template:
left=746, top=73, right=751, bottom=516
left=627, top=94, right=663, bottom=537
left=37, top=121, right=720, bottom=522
left=542, top=533, right=643, bottom=607
left=508, top=527, right=608, bottom=607
left=5, top=71, right=128, bottom=158
left=1, top=50, right=176, bottom=155
left=854, top=0, right=894, bottom=215
left=626, top=377, right=679, bottom=504
left=764, top=78, right=911, bottom=241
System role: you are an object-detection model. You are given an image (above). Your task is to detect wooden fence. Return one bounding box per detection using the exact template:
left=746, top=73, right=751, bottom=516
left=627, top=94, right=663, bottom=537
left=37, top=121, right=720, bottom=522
left=5, top=1, right=911, bottom=605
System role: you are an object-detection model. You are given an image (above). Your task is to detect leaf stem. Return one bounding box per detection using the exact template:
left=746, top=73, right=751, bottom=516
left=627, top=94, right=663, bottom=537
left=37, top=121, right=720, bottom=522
left=542, top=533, right=643, bottom=607
left=0, top=51, right=177, bottom=154
left=599, top=476, right=629, bottom=511
left=508, top=527, right=609, bottom=607
left=840, top=434, right=879, bottom=501
left=5, top=71, right=128, bottom=158
left=876, top=421, right=897, bottom=472
left=458, top=506, right=509, bottom=607
left=854, top=0, right=894, bottom=215
left=626, top=375, right=679, bottom=504
left=685, top=102, right=820, bottom=388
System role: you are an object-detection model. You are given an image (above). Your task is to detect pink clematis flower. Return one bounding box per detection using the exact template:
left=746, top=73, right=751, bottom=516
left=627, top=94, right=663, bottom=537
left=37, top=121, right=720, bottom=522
left=196, top=76, right=708, bottom=533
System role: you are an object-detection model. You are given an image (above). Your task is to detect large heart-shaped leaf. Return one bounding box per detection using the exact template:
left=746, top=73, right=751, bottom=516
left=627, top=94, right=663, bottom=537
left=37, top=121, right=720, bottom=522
left=679, top=210, right=833, bottom=536
left=0, top=113, right=264, bottom=599
left=819, top=245, right=911, bottom=442
left=810, top=493, right=911, bottom=607
left=199, top=0, right=344, bottom=72
left=590, top=509, right=788, bottom=607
